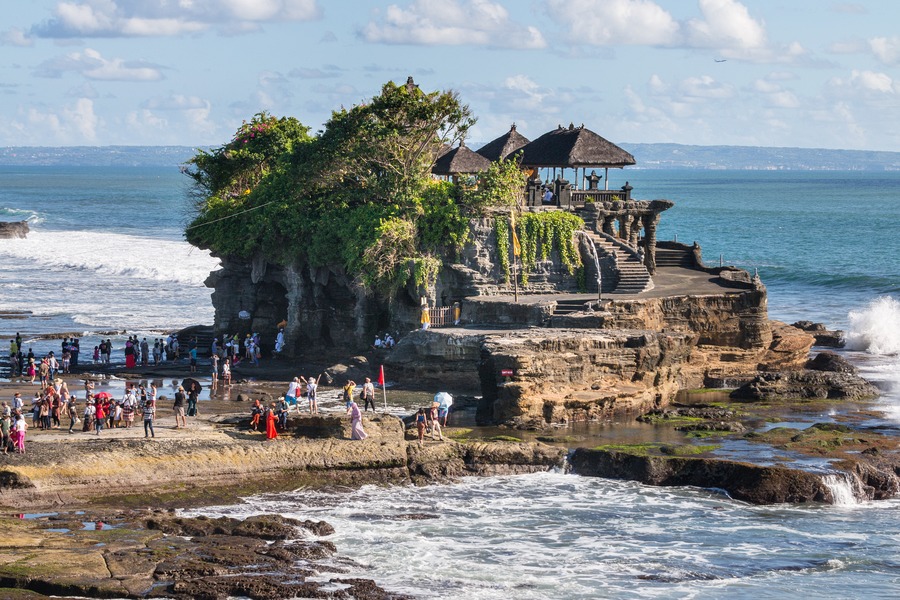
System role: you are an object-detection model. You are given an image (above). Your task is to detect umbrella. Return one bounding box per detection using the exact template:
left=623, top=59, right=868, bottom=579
left=182, top=378, right=203, bottom=393
left=434, top=392, right=453, bottom=408
left=93, top=391, right=112, bottom=400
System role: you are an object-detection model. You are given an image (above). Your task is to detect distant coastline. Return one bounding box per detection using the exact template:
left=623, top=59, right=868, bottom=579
left=2, top=142, right=899, bottom=171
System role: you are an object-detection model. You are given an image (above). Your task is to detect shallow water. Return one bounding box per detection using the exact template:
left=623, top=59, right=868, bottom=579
left=187, top=472, right=900, bottom=599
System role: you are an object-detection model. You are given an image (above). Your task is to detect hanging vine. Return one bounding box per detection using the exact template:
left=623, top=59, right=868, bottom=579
left=493, top=215, right=511, bottom=283
left=513, top=211, right=584, bottom=286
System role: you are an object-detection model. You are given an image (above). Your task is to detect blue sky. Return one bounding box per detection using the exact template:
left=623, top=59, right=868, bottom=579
left=2, top=0, right=899, bottom=151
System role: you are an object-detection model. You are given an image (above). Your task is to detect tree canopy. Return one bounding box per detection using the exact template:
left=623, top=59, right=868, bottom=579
left=184, top=79, right=527, bottom=295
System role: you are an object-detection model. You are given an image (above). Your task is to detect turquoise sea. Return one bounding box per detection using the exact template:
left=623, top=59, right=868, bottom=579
left=2, top=166, right=900, bottom=598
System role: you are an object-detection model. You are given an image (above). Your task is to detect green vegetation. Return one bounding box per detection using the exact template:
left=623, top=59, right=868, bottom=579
left=591, top=442, right=720, bottom=456
left=493, top=211, right=584, bottom=285
left=184, top=81, right=532, bottom=296
left=487, top=435, right=524, bottom=442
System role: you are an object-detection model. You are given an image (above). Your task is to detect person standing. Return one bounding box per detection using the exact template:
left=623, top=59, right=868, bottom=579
left=13, top=411, right=26, bottom=453
left=210, top=353, right=219, bottom=387
left=285, top=377, right=300, bottom=412
left=189, top=346, right=198, bottom=373
left=141, top=338, right=150, bottom=367
left=222, top=359, right=232, bottom=386
left=306, top=376, right=319, bottom=414
left=142, top=392, right=156, bottom=438
left=429, top=403, right=444, bottom=441
left=83, top=399, right=95, bottom=432
left=361, top=377, right=376, bottom=413
left=1, top=409, right=10, bottom=454
left=94, top=400, right=106, bottom=435
left=186, top=382, right=199, bottom=417
left=173, top=386, right=187, bottom=428
left=265, top=403, right=278, bottom=440
left=346, top=399, right=367, bottom=440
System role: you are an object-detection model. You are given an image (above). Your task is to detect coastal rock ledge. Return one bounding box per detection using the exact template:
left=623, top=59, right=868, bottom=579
left=0, top=415, right=566, bottom=510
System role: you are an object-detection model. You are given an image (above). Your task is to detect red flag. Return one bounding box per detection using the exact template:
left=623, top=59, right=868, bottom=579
left=378, top=365, right=385, bottom=387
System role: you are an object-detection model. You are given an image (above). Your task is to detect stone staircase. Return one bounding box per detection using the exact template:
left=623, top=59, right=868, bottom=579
left=552, top=298, right=594, bottom=316
left=584, top=231, right=653, bottom=295
left=655, top=246, right=696, bottom=268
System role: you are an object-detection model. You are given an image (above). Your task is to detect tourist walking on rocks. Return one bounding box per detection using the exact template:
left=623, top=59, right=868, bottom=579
left=67, top=395, right=79, bottom=433
left=415, top=408, right=427, bottom=446
left=142, top=393, right=156, bottom=438
left=27, top=358, right=36, bottom=384
left=265, top=403, right=278, bottom=440
left=173, top=386, right=187, bottom=428
left=347, top=399, right=367, bottom=440
left=222, top=359, right=232, bottom=386
left=361, top=377, right=376, bottom=413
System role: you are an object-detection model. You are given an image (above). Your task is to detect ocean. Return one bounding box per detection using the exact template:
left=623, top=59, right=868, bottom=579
left=3, top=166, right=900, bottom=598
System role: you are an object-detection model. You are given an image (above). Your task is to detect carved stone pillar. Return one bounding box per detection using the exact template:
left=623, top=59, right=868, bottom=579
left=642, top=213, right=661, bottom=274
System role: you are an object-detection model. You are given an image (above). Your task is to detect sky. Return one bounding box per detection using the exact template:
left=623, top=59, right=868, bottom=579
left=2, top=0, right=899, bottom=151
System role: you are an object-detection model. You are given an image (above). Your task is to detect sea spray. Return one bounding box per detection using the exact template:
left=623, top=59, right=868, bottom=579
left=845, top=296, right=900, bottom=355
left=821, top=473, right=859, bottom=506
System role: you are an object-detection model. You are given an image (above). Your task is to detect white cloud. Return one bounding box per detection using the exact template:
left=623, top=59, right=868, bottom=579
left=546, top=0, right=807, bottom=64
left=687, top=0, right=767, bottom=50
left=870, top=36, right=900, bottom=65
left=142, top=95, right=211, bottom=111
left=847, top=70, right=895, bottom=93
left=678, top=75, right=734, bottom=101
left=6, top=98, right=101, bottom=144
left=546, top=0, right=679, bottom=46
left=360, top=0, right=546, bottom=49
left=1, top=27, right=34, bottom=47
left=36, top=47, right=164, bottom=81
left=31, top=0, right=322, bottom=38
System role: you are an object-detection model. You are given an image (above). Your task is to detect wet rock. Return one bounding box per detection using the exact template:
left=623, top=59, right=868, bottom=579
left=806, top=351, right=857, bottom=374
left=569, top=447, right=831, bottom=504
left=792, top=321, right=845, bottom=348
left=171, top=575, right=325, bottom=600
left=330, top=577, right=415, bottom=600
left=0, top=220, right=29, bottom=239
left=730, top=370, right=878, bottom=401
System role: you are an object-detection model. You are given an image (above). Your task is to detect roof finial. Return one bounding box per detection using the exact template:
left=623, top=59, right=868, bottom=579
left=405, top=76, right=418, bottom=93
left=510, top=123, right=517, bottom=131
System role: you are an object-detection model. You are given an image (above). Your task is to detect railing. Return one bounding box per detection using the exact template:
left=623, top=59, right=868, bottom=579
left=569, top=189, right=631, bottom=207
left=428, top=306, right=455, bottom=327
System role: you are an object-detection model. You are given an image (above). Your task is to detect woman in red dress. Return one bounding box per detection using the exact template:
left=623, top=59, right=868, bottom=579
left=265, top=403, right=278, bottom=440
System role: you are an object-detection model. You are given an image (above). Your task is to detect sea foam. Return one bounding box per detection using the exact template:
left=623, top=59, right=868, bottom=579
left=0, top=229, right=219, bottom=286
left=845, top=296, right=900, bottom=356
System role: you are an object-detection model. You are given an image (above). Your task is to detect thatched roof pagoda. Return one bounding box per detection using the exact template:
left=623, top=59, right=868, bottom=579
left=431, top=142, right=492, bottom=176
left=519, top=123, right=635, bottom=168
left=476, top=123, right=530, bottom=162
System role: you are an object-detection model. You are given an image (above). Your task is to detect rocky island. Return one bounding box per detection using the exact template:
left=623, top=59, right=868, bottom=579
left=1, top=78, right=896, bottom=599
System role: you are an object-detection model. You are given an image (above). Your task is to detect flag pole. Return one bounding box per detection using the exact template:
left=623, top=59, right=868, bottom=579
left=379, top=365, right=387, bottom=413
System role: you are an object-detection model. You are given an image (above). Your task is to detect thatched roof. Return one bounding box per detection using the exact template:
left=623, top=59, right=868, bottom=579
left=519, top=124, right=635, bottom=168
left=431, top=142, right=492, bottom=175
left=476, top=123, right=530, bottom=162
